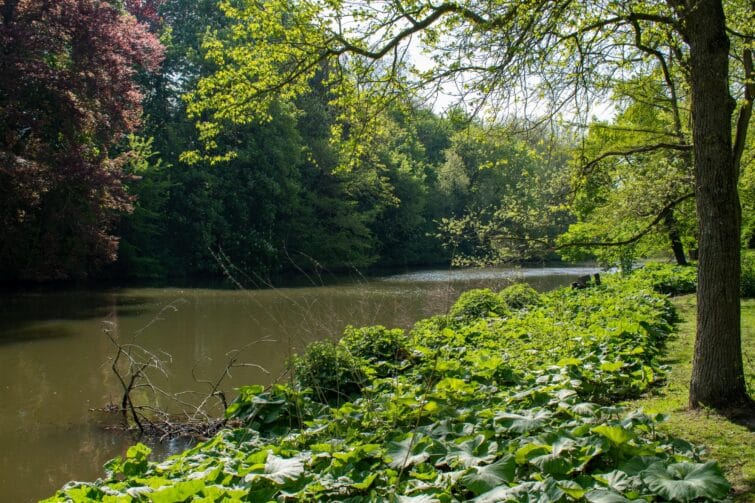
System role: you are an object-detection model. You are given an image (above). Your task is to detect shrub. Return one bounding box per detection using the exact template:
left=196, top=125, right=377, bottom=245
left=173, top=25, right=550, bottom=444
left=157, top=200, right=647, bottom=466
left=340, top=325, right=409, bottom=377
left=290, top=341, right=364, bottom=404
left=449, top=288, right=509, bottom=321
left=741, top=253, right=755, bottom=298
left=498, top=282, right=541, bottom=309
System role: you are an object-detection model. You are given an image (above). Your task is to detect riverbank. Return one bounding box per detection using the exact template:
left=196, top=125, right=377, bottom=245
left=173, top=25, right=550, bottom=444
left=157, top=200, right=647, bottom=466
left=0, top=266, right=596, bottom=502
left=626, top=295, right=755, bottom=501
left=44, top=270, right=741, bottom=502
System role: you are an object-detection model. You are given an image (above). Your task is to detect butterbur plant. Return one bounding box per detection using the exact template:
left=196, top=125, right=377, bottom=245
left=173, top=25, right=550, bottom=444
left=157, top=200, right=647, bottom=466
left=498, top=283, right=541, bottom=310
left=45, top=274, right=734, bottom=502
left=630, top=263, right=698, bottom=296
left=289, top=341, right=365, bottom=404
left=449, top=288, right=510, bottom=322
left=340, top=325, right=411, bottom=377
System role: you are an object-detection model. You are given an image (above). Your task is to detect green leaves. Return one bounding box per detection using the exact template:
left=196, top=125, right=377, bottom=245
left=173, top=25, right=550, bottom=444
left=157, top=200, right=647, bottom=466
left=496, top=409, right=551, bottom=434
left=641, top=461, right=731, bottom=501
left=386, top=434, right=432, bottom=469
left=262, top=453, right=305, bottom=484
left=46, top=276, right=733, bottom=502
left=150, top=480, right=206, bottom=503
left=585, top=489, right=644, bottom=503
left=122, top=443, right=152, bottom=477
left=591, top=425, right=636, bottom=446
left=460, top=456, right=517, bottom=495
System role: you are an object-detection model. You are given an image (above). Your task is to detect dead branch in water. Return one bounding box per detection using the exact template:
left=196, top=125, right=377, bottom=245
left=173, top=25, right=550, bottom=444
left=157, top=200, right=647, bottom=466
left=102, top=321, right=271, bottom=441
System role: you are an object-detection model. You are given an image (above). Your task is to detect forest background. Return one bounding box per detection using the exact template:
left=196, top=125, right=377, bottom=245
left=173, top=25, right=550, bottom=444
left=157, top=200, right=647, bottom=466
left=5, top=0, right=751, bottom=284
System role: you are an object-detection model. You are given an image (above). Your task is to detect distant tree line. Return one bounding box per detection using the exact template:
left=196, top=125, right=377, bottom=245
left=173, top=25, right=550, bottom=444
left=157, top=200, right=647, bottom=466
left=0, top=0, right=576, bottom=282
left=2, top=0, right=752, bottom=285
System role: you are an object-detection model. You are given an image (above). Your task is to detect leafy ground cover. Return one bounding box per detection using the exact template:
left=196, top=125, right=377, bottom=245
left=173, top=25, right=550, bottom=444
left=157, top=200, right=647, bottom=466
left=45, top=276, right=735, bottom=502
left=631, top=255, right=755, bottom=298
left=628, top=295, right=755, bottom=501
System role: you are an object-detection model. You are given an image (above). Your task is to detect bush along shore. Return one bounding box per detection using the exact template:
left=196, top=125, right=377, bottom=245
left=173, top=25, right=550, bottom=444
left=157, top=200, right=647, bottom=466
left=45, top=270, right=735, bottom=502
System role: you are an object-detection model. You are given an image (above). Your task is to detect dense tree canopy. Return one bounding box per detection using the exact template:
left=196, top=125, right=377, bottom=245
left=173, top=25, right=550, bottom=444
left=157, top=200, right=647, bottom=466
left=182, top=0, right=754, bottom=409
left=0, top=0, right=163, bottom=280
left=560, top=73, right=696, bottom=270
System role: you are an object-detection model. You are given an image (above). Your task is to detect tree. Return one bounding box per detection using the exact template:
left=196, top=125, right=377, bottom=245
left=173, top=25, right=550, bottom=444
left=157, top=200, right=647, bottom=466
left=561, top=73, right=697, bottom=270
left=184, top=0, right=753, bottom=408
left=0, top=0, right=163, bottom=280
left=436, top=122, right=572, bottom=264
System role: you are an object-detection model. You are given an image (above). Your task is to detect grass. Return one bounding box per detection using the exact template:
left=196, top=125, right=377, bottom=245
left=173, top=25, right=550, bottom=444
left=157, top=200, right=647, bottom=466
left=627, top=295, right=755, bottom=502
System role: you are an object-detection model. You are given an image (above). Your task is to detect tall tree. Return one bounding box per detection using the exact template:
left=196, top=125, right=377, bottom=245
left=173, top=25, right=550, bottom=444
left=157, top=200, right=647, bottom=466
left=184, top=0, right=753, bottom=409
left=0, top=0, right=163, bottom=280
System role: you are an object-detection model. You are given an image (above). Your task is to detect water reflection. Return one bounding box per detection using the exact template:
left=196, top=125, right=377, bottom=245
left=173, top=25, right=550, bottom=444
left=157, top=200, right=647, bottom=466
left=0, top=265, right=596, bottom=501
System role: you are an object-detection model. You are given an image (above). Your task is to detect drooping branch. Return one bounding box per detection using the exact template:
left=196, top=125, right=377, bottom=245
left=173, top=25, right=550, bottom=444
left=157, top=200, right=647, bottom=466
left=557, top=192, right=694, bottom=248
left=333, top=4, right=476, bottom=60
left=485, top=192, right=694, bottom=252
left=586, top=124, right=680, bottom=137
left=579, top=142, right=692, bottom=176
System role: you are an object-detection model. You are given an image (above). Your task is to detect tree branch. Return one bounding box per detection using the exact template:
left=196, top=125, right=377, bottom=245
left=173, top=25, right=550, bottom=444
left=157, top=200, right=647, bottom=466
left=557, top=192, right=695, bottom=248
left=629, top=19, right=685, bottom=141
left=580, top=142, right=692, bottom=176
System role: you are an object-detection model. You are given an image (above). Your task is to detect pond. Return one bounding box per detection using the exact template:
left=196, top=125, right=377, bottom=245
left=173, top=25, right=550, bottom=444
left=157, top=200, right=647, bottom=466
left=0, top=265, right=598, bottom=501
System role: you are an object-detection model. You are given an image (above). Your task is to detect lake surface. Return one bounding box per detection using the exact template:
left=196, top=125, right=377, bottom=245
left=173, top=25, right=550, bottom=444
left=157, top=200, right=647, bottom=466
left=0, top=265, right=597, bottom=501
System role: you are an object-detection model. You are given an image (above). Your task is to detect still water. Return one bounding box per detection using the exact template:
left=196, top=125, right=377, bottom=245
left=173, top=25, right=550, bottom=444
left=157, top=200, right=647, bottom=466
left=0, top=266, right=597, bottom=501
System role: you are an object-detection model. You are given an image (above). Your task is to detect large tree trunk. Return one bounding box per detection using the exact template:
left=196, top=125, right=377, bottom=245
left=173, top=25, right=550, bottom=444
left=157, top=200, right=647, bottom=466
left=685, top=0, right=748, bottom=408
left=664, top=210, right=687, bottom=266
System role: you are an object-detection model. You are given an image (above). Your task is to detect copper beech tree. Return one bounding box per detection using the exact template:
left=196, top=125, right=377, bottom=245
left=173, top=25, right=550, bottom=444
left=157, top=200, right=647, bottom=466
left=0, top=0, right=163, bottom=280
left=186, top=0, right=753, bottom=409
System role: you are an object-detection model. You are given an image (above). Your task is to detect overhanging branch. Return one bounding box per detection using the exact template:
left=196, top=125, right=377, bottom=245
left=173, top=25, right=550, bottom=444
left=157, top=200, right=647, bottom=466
left=557, top=192, right=695, bottom=248
left=580, top=142, right=692, bottom=176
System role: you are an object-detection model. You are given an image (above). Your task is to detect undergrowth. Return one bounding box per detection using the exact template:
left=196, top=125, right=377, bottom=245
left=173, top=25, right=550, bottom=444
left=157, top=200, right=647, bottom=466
left=45, top=275, right=734, bottom=502
left=631, top=258, right=755, bottom=298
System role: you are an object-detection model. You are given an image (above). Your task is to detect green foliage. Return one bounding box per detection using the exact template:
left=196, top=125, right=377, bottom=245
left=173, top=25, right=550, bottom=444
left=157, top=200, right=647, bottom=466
left=559, top=73, right=697, bottom=270
left=498, top=283, right=541, bottom=310
left=111, top=135, right=173, bottom=279
left=225, top=384, right=328, bottom=435
left=631, top=263, right=698, bottom=296
left=289, top=341, right=365, bottom=404
left=449, top=288, right=509, bottom=321
left=641, top=461, right=730, bottom=501
left=630, top=259, right=755, bottom=299
left=45, top=271, right=736, bottom=502
left=435, top=124, right=573, bottom=265
left=340, top=325, right=410, bottom=377
left=741, top=253, right=755, bottom=298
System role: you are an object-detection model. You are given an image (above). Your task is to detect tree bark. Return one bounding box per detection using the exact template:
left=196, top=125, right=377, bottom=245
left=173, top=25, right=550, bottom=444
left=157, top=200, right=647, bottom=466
left=684, top=0, right=748, bottom=408
left=664, top=210, right=687, bottom=266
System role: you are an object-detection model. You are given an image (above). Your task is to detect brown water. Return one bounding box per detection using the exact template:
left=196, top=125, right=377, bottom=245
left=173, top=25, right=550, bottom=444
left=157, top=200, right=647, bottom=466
left=0, top=266, right=597, bottom=501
